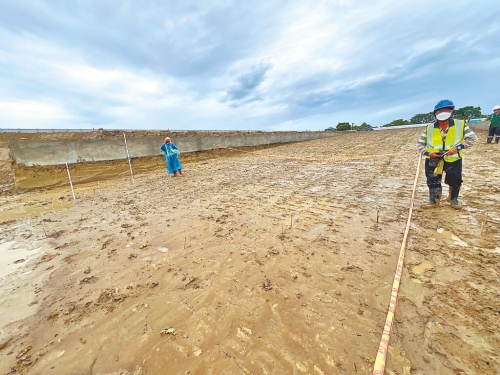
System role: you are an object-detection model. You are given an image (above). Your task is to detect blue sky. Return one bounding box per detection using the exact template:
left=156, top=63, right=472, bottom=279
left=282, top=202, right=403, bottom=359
left=1, top=0, right=499, bottom=131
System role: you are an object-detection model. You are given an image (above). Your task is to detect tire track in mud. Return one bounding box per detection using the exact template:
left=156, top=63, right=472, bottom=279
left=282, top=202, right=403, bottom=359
left=152, top=129, right=426, bottom=373
left=143, top=130, right=422, bottom=374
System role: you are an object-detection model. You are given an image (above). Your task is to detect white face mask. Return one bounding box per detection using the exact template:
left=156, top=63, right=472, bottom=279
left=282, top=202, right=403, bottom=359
left=436, top=112, right=452, bottom=121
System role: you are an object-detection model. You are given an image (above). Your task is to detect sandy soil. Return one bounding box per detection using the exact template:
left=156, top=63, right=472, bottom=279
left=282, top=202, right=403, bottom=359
left=0, top=129, right=499, bottom=375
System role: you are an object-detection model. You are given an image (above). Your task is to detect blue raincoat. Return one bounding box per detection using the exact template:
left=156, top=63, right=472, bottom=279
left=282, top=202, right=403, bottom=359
left=160, top=143, right=182, bottom=174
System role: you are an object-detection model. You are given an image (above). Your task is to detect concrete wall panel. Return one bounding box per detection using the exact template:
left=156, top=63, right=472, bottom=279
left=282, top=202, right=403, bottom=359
left=9, top=131, right=339, bottom=167
left=469, top=120, right=489, bottom=131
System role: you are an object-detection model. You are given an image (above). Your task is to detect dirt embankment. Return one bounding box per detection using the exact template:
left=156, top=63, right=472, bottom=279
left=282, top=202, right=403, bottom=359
left=0, top=129, right=498, bottom=375
left=0, top=129, right=274, bottom=143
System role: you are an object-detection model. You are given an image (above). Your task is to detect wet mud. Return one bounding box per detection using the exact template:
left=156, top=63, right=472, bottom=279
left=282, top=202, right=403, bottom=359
left=0, top=129, right=498, bottom=375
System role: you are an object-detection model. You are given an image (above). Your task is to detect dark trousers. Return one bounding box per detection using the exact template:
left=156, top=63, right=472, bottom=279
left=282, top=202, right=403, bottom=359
left=487, top=127, right=500, bottom=143
left=425, top=158, right=462, bottom=189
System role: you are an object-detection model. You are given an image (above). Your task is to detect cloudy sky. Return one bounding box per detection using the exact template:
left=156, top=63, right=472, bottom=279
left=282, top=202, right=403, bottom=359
left=1, top=1, right=499, bottom=131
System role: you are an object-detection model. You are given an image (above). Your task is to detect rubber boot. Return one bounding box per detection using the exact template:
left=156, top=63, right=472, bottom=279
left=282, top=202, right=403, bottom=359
left=446, top=187, right=463, bottom=210
left=173, top=171, right=178, bottom=177
left=496, top=137, right=500, bottom=144
left=421, top=187, right=442, bottom=209
left=487, top=136, right=493, bottom=143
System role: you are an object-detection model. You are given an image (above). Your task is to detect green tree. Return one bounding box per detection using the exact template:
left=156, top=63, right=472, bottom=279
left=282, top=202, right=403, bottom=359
left=336, top=122, right=351, bottom=131
left=380, top=104, right=484, bottom=128
left=359, top=122, right=372, bottom=129
left=382, top=119, right=411, bottom=127
left=410, top=112, right=434, bottom=124
left=454, top=106, right=482, bottom=120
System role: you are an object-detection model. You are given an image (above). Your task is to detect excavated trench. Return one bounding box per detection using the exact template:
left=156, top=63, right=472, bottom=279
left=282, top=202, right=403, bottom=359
left=3, top=130, right=338, bottom=194
left=7, top=144, right=284, bottom=193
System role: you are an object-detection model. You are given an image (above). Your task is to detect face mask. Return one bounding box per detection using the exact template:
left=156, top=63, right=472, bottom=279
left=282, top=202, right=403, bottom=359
left=436, top=112, right=451, bottom=121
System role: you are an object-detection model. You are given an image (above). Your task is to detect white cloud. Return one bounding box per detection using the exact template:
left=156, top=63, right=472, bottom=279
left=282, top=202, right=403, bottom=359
left=0, top=0, right=498, bottom=130
left=0, top=99, right=78, bottom=127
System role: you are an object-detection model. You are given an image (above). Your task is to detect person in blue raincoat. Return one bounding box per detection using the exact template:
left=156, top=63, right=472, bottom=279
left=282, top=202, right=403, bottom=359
left=160, top=137, right=183, bottom=176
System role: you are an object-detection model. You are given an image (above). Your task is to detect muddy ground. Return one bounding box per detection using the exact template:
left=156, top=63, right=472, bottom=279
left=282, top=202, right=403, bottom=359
left=0, top=129, right=499, bottom=375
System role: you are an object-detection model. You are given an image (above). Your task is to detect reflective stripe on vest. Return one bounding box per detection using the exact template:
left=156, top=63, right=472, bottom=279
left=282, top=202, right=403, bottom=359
left=425, top=119, right=464, bottom=162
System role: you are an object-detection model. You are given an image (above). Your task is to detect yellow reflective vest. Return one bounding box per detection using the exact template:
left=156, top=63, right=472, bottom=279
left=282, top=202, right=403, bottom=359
left=426, top=119, right=464, bottom=163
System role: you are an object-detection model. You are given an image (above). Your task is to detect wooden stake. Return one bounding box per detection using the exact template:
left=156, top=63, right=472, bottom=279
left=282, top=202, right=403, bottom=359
left=123, top=133, right=135, bottom=184
left=376, top=209, right=380, bottom=223
left=65, top=162, right=76, bottom=201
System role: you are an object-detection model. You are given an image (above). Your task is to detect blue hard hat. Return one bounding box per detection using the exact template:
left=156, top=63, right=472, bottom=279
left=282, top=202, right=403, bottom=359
left=434, top=99, right=455, bottom=113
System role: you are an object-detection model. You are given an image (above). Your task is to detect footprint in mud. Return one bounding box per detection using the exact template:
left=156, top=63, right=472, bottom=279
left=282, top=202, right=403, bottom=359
left=436, top=228, right=468, bottom=247
left=409, top=261, right=435, bottom=283
left=341, top=265, right=363, bottom=273
left=79, top=276, right=98, bottom=284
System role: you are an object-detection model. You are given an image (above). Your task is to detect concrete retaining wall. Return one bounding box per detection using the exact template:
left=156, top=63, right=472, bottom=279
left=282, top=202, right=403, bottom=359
left=468, top=120, right=489, bottom=131
left=8, top=131, right=339, bottom=167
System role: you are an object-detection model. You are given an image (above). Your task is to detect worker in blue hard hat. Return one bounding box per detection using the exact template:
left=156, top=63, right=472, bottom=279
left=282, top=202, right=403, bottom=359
left=416, top=99, right=478, bottom=209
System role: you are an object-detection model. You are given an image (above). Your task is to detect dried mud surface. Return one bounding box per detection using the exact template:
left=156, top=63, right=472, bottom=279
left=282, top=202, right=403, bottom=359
left=0, top=129, right=499, bottom=375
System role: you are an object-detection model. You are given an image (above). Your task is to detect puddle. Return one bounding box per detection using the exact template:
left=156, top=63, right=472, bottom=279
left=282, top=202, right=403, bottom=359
left=0, top=190, right=73, bottom=223
left=0, top=178, right=124, bottom=224
left=1, top=200, right=72, bottom=223
left=412, top=261, right=433, bottom=275
left=436, top=228, right=468, bottom=247
left=0, top=241, right=43, bottom=278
